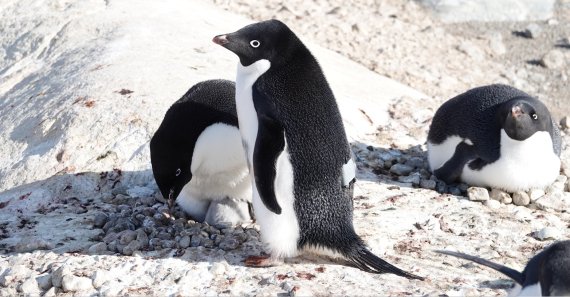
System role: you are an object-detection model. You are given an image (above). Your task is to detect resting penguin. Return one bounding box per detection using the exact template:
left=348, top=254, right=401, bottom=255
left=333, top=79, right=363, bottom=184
left=150, top=79, right=253, bottom=225
left=427, top=84, right=561, bottom=192
left=213, top=20, right=423, bottom=280
left=437, top=240, right=570, bottom=296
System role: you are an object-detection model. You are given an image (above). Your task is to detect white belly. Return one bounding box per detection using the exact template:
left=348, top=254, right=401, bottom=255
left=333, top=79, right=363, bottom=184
left=508, top=283, right=542, bottom=297
left=461, top=130, right=560, bottom=192
left=236, top=60, right=300, bottom=258
left=176, top=123, right=251, bottom=222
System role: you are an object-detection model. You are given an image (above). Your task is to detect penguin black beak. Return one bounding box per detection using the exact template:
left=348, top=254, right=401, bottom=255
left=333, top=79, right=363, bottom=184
left=213, top=34, right=229, bottom=46
left=511, top=105, right=524, bottom=118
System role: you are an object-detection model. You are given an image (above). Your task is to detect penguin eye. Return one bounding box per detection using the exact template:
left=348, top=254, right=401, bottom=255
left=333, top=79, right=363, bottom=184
left=250, top=40, right=260, bottom=48
left=175, top=168, right=181, bottom=176
left=532, top=113, right=538, bottom=120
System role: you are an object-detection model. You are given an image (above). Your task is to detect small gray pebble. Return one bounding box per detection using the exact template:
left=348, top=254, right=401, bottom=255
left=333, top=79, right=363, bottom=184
left=436, top=181, right=447, bottom=193
left=179, top=236, right=191, bottom=249
left=420, top=179, right=437, bottom=190
left=93, top=212, right=108, bottom=228
left=405, top=156, right=425, bottom=169
left=190, top=236, right=202, bottom=247
left=202, top=239, right=214, bottom=248
left=398, top=173, right=421, bottom=186
left=119, top=230, right=138, bottom=245
left=457, top=183, right=469, bottom=192
left=389, top=164, right=414, bottom=176
left=467, top=187, right=490, bottom=201
left=140, top=196, right=155, bottom=206
left=87, top=242, right=107, bottom=254
left=219, top=237, right=240, bottom=251
left=512, top=191, right=531, bottom=206
left=534, top=227, right=561, bottom=241
left=122, top=240, right=143, bottom=255
left=449, top=187, right=462, bottom=196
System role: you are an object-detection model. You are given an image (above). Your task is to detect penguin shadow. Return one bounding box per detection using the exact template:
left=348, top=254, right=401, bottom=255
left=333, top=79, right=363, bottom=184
left=0, top=169, right=266, bottom=268
left=350, top=141, right=468, bottom=196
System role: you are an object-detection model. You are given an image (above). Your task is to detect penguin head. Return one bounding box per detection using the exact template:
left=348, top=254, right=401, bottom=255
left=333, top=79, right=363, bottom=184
left=213, top=19, right=302, bottom=68
left=150, top=136, right=192, bottom=203
left=499, top=97, right=553, bottom=141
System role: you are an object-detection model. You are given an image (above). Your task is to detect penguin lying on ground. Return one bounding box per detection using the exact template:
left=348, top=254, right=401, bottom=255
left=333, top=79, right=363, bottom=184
left=150, top=79, right=252, bottom=225
left=213, top=20, right=423, bottom=280
left=437, top=240, right=570, bottom=296
left=427, top=84, right=561, bottom=192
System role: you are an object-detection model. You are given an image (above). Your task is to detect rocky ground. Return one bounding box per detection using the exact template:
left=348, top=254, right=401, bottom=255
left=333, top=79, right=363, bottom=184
left=0, top=0, right=569, bottom=296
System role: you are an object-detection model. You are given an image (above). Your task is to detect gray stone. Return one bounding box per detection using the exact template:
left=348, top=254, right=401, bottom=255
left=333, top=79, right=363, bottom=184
left=449, top=187, right=462, bottom=196
left=52, top=265, right=72, bottom=288
left=87, top=242, right=107, bottom=254
left=512, top=191, right=531, bottom=206
left=420, top=179, right=437, bottom=190
left=534, top=227, right=561, bottom=241
left=535, top=192, right=570, bottom=212
left=528, top=189, right=546, bottom=202
left=93, top=212, right=109, bottom=228
left=218, top=237, right=240, bottom=251
left=118, top=230, right=137, bottom=245
left=540, top=50, right=566, bottom=69
left=405, top=157, right=425, bottom=169
left=467, top=187, right=489, bottom=201
left=43, top=287, right=57, bottom=297
left=416, top=0, right=556, bottom=23
left=92, top=270, right=109, bottom=289
left=36, top=273, right=52, bottom=290
left=484, top=199, right=501, bottom=209
left=389, top=164, right=414, bottom=176
left=62, top=274, right=93, bottom=292
left=13, top=237, right=53, bottom=253
left=19, top=277, right=40, bottom=295
left=190, top=235, right=202, bottom=247
left=490, top=188, right=512, bottom=204
left=161, top=240, right=177, bottom=249
left=398, top=173, right=421, bottom=186
left=522, top=23, right=542, bottom=38
left=561, top=116, right=569, bottom=130
left=178, top=235, right=191, bottom=249
left=122, top=240, right=143, bottom=255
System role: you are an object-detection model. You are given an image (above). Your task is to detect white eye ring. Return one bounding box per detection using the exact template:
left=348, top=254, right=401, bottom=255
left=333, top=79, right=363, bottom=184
left=175, top=168, right=181, bottom=176
left=532, top=114, right=538, bottom=120
left=250, top=40, right=260, bottom=48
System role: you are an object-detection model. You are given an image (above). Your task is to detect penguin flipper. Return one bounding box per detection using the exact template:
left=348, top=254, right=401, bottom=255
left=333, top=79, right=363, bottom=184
left=434, top=142, right=477, bottom=184
left=253, top=112, right=284, bottom=215
left=435, top=250, right=524, bottom=285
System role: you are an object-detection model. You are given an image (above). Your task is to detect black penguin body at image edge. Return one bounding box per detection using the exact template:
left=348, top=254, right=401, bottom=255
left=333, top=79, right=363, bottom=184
left=437, top=240, right=570, bottom=296
left=214, top=20, right=423, bottom=280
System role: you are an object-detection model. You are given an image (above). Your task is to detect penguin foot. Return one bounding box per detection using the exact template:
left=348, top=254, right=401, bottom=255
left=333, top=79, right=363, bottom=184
left=244, top=254, right=275, bottom=267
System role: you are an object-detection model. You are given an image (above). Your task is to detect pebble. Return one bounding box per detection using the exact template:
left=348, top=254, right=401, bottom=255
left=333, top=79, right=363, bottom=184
left=52, top=264, right=72, bottom=288
left=420, top=179, right=437, bottom=190
left=13, top=237, right=53, bottom=253
left=523, top=23, right=542, bottom=38
left=43, top=287, right=57, bottom=297
left=561, top=116, right=569, bottom=130
left=512, top=191, right=531, bottom=206
left=490, top=188, right=512, bottom=204
left=467, top=187, right=489, bottom=201
left=535, top=192, right=570, bottom=212
left=219, top=236, right=240, bottom=251
left=88, top=242, right=107, bottom=254
left=483, top=199, right=501, bottom=209
left=540, top=49, right=566, bottom=69
left=448, top=186, right=462, bottom=196
left=486, top=32, right=506, bottom=56
left=36, top=273, right=52, bottom=290
left=389, top=164, right=414, bottom=176
left=534, top=227, right=561, bottom=241
left=528, top=189, right=546, bottom=202
left=405, top=157, right=425, bottom=169
left=93, top=212, right=109, bottom=228
left=122, top=239, right=143, bottom=255
left=62, top=274, right=93, bottom=292
left=546, top=177, right=567, bottom=194
left=19, top=277, right=40, bottom=295
left=398, top=173, right=421, bottom=186
left=178, top=235, right=191, bottom=249
left=209, top=262, right=226, bottom=276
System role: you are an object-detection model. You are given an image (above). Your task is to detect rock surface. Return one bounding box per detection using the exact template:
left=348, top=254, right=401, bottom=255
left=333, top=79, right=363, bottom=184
left=0, top=0, right=568, bottom=296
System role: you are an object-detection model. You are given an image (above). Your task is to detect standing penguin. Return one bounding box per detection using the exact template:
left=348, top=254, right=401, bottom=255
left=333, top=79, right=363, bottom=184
left=427, top=84, right=561, bottom=192
left=213, top=20, right=423, bottom=280
left=150, top=79, right=252, bottom=225
left=437, top=240, right=570, bottom=296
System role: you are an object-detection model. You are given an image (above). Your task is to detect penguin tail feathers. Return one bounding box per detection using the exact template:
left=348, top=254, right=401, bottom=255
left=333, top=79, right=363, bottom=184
left=347, top=244, right=425, bottom=280
left=435, top=250, right=524, bottom=285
